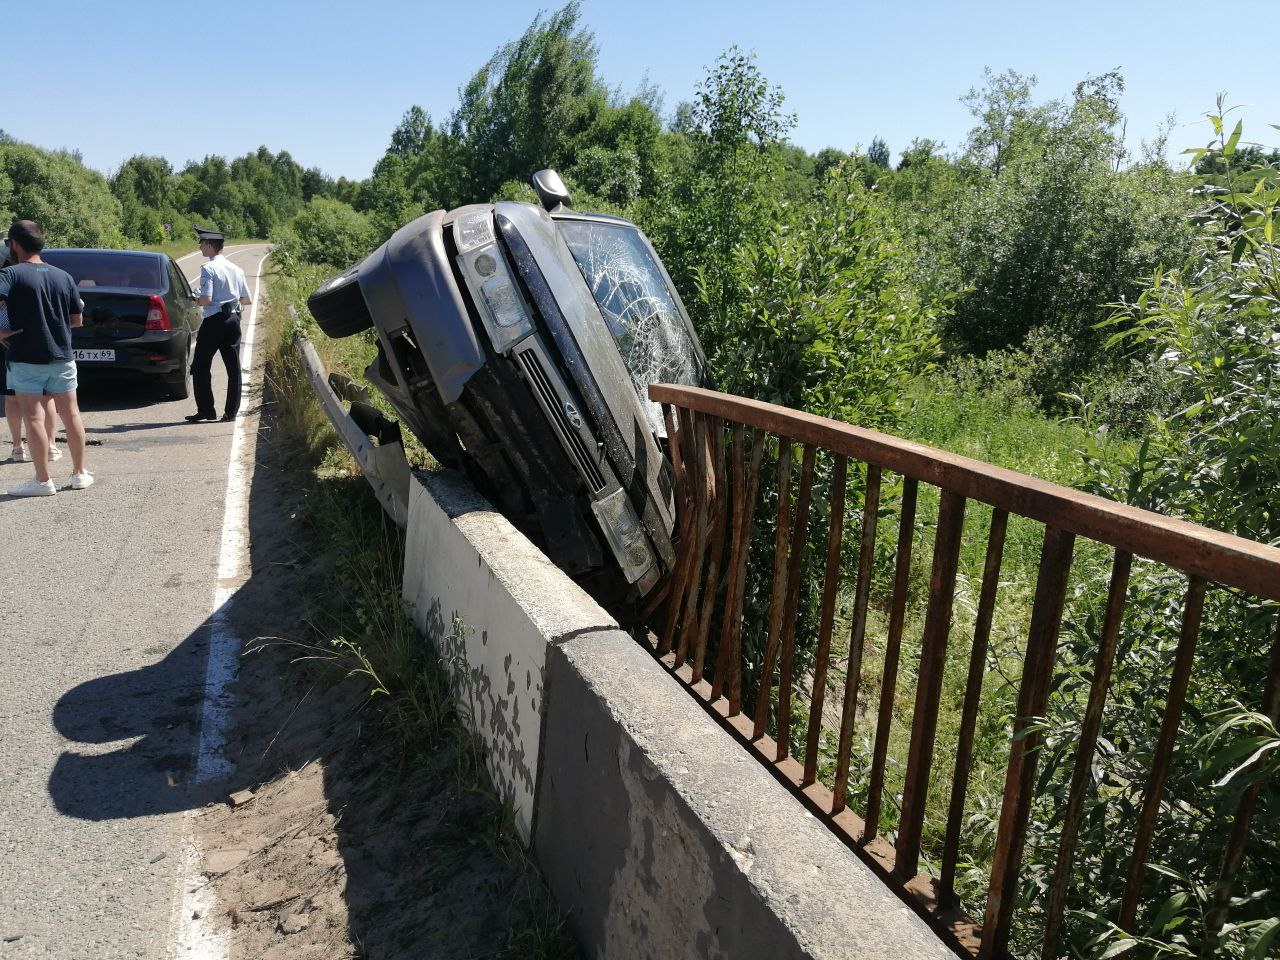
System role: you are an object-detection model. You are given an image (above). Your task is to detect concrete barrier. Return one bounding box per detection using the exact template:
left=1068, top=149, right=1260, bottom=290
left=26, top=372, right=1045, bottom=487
left=403, top=470, right=616, bottom=837
left=403, top=470, right=951, bottom=959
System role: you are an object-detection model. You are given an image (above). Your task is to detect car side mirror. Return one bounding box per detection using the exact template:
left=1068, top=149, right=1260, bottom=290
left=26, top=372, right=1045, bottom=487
left=532, top=169, right=572, bottom=212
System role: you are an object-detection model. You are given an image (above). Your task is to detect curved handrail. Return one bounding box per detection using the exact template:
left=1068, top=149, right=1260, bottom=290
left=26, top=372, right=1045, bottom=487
left=650, top=384, right=1280, bottom=600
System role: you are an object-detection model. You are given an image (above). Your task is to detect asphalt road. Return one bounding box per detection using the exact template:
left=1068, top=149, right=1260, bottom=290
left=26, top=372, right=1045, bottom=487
left=0, top=244, right=271, bottom=959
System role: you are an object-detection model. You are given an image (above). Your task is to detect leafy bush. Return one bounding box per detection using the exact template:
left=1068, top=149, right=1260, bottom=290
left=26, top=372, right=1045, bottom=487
left=715, top=166, right=940, bottom=429
left=940, top=73, right=1199, bottom=390
left=0, top=141, right=124, bottom=247
left=638, top=47, right=795, bottom=350
left=272, top=197, right=377, bottom=273
left=1057, top=111, right=1280, bottom=959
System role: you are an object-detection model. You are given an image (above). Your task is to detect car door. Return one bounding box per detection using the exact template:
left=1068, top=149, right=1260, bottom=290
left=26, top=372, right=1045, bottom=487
left=167, top=258, right=199, bottom=341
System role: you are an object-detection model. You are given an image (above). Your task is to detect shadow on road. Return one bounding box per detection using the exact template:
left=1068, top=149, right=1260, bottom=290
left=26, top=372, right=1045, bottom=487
left=48, top=380, right=573, bottom=957
left=74, top=373, right=177, bottom=412
left=48, top=391, right=279, bottom=821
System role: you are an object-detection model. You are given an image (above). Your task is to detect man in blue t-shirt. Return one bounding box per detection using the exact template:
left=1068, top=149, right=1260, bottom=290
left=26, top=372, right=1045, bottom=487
left=0, top=220, right=93, bottom=496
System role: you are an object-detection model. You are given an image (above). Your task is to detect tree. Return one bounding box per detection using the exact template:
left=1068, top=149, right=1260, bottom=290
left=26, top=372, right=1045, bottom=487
left=942, top=70, right=1197, bottom=391
left=449, top=1, right=605, bottom=199
left=112, top=155, right=175, bottom=210
left=867, top=136, right=890, bottom=169
left=388, top=105, right=431, bottom=158
left=639, top=46, right=795, bottom=357
left=274, top=197, right=377, bottom=271
left=0, top=142, right=123, bottom=247
left=960, top=67, right=1043, bottom=175
left=813, top=147, right=851, bottom=180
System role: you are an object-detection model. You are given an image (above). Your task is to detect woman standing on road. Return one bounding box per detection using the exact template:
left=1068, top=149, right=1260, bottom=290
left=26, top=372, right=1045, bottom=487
left=1, top=249, right=60, bottom=463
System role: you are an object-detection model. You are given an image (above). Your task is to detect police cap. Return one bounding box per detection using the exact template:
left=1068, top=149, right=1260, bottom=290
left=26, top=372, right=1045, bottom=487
left=194, top=225, right=224, bottom=242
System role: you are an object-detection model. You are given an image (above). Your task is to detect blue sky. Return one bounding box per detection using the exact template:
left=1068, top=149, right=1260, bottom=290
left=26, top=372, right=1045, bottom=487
left=6, top=0, right=1276, bottom=181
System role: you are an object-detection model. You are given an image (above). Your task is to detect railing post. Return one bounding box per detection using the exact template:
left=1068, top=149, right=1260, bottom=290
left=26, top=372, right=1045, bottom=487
left=752, top=440, right=793, bottom=739
left=777, top=445, right=817, bottom=761
left=675, top=410, right=712, bottom=665
left=691, top=417, right=728, bottom=683
left=1117, top=576, right=1207, bottom=931
left=831, top=465, right=883, bottom=813
left=864, top=477, right=918, bottom=841
left=979, top=525, right=1075, bottom=959
left=658, top=403, right=693, bottom=657
left=802, top=454, right=848, bottom=786
left=939, top=509, right=1009, bottom=908
left=895, top=489, right=967, bottom=879
left=1039, top=550, right=1132, bottom=959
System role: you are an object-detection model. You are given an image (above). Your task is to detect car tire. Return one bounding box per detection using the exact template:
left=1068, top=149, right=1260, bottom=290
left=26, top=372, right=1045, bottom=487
left=307, top=265, right=374, bottom=338
left=166, top=346, right=191, bottom=400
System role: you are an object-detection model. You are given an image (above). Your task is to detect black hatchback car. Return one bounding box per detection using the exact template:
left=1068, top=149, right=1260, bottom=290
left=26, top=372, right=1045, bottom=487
left=41, top=249, right=202, bottom=398
left=308, top=170, right=709, bottom=602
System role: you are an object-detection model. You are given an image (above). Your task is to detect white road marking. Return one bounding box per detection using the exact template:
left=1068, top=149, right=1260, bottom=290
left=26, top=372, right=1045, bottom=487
left=169, top=245, right=268, bottom=960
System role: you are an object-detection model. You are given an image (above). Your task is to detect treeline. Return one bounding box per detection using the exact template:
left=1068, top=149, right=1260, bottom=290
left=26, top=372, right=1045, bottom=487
left=0, top=132, right=355, bottom=249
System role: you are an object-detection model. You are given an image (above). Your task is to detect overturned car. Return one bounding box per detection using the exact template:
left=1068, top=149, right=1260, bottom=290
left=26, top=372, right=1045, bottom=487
left=307, top=170, right=709, bottom=603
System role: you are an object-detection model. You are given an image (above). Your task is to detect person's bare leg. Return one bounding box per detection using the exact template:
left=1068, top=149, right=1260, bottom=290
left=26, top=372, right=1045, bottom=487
left=52, top=391, right=86, bottom=476
left=45, top=403, right=57, bottom=449
left=4, top=400, right=21, bottom=450
left=18, top=393, right=51, bottom=483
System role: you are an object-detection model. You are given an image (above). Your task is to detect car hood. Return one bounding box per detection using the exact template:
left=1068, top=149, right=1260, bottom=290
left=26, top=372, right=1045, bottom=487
left=495, top=201, right=676, bottom=532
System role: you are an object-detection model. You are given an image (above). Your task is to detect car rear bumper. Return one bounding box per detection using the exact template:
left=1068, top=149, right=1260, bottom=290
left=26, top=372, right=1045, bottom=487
left=72, top=332, right=188, bottom=375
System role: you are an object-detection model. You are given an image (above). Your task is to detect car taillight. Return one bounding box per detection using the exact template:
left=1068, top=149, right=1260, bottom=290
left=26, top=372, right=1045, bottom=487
left=145, top=295, right=170, bottom=331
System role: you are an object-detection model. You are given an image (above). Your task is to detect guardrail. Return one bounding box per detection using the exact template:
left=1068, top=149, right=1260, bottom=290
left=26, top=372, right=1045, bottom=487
left=298, top=335, right=411, bottom=528
left=646, top=384, right=1280, bottom=959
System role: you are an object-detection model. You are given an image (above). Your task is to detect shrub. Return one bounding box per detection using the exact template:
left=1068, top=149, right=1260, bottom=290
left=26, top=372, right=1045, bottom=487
left=1063, top=111, right=1280, bottom=959
left=273, top=197, right=377, bottom=273
left=0, top=141, right=124, bottom=247
left=715, top=166, right=940, bottom=429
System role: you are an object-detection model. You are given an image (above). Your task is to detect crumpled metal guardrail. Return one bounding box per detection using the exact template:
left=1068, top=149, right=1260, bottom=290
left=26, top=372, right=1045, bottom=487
left=297, top=333, right=411, bottom=528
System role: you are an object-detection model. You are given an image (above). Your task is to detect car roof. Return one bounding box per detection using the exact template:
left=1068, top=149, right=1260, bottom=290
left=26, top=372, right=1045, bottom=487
left=548, top=209, right=633, bottom=227
left=43, top=248, right=167, bottom=260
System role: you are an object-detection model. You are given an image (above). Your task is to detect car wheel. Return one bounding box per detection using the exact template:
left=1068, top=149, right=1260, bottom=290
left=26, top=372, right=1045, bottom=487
left=307, top=265, right=374, bottom=338
left=166, top=346, right=191, bottom=400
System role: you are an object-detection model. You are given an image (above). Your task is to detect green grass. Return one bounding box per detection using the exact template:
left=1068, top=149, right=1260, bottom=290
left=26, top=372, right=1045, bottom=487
left=131, top=238, right=268, bottom=259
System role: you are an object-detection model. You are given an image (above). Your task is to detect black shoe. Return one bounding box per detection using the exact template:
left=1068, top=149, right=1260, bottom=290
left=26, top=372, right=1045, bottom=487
left=220, top=413, right=236, bottom=422
left=185, top=412, right=218, bottom=422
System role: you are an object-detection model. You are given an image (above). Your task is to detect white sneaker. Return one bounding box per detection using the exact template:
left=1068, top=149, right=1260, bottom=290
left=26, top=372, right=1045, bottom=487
left=70, top=471, right=95, bottom=491
left=9, top=443, right=27, bottom=462
left=48, top=444, right=63, bottom=461
left=9, top=477, right=56, bottom=497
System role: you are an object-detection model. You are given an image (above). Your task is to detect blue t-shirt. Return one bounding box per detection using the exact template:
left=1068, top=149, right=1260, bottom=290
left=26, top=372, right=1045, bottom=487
left=0, top=261, right=80, bottom=364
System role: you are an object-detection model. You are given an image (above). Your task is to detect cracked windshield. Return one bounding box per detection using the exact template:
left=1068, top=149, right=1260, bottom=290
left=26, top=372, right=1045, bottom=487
left=559, top=220, right=701, bottom=434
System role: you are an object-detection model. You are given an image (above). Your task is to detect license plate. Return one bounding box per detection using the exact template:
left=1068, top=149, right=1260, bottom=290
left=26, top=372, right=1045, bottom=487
left=74, top=349, right=115, bottom=362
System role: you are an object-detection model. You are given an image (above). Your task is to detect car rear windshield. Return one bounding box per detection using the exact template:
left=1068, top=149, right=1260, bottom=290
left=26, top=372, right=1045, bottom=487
left=558, top=220, right=702, bottom=435
left=41, top=252, right=164, bottom=291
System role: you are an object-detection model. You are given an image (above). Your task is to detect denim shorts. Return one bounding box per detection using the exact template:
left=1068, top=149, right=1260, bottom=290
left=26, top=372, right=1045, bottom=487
left=6, top=359, right=78, bottom=395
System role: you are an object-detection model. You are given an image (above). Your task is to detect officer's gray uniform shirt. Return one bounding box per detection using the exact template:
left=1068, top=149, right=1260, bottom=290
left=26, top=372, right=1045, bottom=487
left=198, top=254, right=250, bottom=319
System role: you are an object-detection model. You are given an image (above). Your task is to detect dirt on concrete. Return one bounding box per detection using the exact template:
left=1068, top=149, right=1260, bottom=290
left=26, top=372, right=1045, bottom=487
left=181, top=405, right=574, bottom=959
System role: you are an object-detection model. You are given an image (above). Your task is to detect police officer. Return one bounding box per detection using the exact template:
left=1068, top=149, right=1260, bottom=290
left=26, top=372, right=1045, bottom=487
left=188, top=226, right=252, bottom=422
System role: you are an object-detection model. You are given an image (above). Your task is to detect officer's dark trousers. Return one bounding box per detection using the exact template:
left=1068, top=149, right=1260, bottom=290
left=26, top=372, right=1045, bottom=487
left=192, top=311, right=242, bottom=418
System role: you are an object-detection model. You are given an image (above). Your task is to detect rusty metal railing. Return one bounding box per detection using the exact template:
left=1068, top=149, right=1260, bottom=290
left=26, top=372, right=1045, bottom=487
left=646, top=384, right=1280, bottom=959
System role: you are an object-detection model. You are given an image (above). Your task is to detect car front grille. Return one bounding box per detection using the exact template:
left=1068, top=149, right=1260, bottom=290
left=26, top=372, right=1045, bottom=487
left=516, top=349, right=607, bottom=493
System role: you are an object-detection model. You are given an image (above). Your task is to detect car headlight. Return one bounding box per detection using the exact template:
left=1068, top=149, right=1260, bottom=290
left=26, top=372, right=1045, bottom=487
left=455, top=212, right=533, bottom=353
left=480, top=274, right=527, bottom=328
left=591, top=488, right=655, bottom=584
left=455, top=211, right=495, bottom=253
